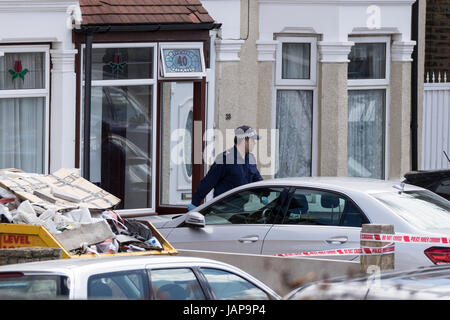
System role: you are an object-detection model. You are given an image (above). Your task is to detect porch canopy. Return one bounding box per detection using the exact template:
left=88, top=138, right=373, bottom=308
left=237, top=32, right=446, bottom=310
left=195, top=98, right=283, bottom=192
left=79, top=0, right=214, bottom=26
left=75, top=0, right=218, bottom=213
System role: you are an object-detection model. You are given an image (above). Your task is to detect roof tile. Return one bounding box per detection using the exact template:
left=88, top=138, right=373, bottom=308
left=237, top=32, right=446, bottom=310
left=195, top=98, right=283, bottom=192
left=188, top=12, right=200, bottom=24
left=79, top=0, right=214, bottom=25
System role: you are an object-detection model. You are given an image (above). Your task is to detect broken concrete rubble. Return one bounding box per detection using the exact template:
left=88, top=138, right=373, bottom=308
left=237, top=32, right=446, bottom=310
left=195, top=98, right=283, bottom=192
left=0, top=168, right=163, bottom=256
left=54, top=220, right=115, bottom=252
left=0, top=168, right=120, bottom=211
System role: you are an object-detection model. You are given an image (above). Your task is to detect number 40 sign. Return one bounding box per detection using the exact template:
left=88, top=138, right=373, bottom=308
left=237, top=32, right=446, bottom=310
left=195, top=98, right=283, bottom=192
left=161, top=46, right=205, bottom=78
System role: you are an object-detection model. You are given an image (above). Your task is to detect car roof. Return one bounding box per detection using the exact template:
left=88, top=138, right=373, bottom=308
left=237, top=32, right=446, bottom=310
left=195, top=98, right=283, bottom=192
left=333, top=264, right=450, bottom=282
left=0, top=255, right=282, bottom=299
left=0, top=255, right=231, bottom=273
left=404, top=170, right=450, bottom=183
left=286, top=265, right=450, bottom=299
left=244, top=177, right=423, bottom=194
left=190, top=177, right=427, bottom=215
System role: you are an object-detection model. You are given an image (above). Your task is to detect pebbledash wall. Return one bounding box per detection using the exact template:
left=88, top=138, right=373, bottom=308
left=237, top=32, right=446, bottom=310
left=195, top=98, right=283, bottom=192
left=202, top=0, right=426, bottom=180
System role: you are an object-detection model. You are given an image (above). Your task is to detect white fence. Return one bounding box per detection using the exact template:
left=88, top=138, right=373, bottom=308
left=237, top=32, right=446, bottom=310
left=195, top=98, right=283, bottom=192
left=422, top=71, right=450, bottom=170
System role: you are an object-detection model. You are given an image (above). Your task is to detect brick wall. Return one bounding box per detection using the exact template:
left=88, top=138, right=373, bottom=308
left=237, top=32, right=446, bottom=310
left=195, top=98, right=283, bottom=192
left=425, top=0, right=450, bottom=76
left=0, top=247, right=62, bottom=266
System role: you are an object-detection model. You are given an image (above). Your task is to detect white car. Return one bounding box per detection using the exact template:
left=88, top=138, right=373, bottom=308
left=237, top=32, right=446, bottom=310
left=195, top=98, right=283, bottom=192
left=0, top=255, right=280, bottom=300
left=140, top=177, right=450, bottom=270
left=284, top=265, right=450, bottom=300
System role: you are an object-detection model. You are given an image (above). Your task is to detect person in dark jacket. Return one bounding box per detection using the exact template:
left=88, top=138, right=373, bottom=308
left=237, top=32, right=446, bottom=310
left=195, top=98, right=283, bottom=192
left=188, top=125, right=263, bottom=211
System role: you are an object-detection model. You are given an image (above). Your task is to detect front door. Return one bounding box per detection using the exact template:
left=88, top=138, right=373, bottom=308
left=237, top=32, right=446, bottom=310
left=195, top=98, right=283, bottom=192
left=160, top=82, right=193, bottom=207
left=169, top=82, right=193, bottom=205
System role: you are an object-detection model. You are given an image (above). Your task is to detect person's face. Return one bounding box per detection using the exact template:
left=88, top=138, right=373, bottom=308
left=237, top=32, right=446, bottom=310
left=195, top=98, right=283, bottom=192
left=245, top=138, right=256, bottom=153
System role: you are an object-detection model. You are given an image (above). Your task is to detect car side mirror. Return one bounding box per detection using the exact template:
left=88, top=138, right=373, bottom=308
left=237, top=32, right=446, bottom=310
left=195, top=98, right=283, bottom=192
left=185, top=211, right=205, bottom=228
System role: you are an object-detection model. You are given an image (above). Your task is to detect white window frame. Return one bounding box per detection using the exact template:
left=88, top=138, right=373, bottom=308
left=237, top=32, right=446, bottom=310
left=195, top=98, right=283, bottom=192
left=0, top=44, right=50, bottom=174
left=80, top=43, right=158, bottom=213
left=347, top=36, right=391, bottom=180
left=275, top=36, right=317, bottom=86
left=347, top=36, right=390, bottom=87
left=159, top=42, right=206, bottom=79
left=204, top=30, right=218, bottom=203
left=273, top=36, right=319, bottom=177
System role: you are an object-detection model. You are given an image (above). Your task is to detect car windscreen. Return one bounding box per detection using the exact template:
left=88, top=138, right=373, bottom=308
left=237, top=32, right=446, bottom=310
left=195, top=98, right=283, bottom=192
left=0, top=272, right=70, bottom=299
left=373, top=190, right=450, bottom=231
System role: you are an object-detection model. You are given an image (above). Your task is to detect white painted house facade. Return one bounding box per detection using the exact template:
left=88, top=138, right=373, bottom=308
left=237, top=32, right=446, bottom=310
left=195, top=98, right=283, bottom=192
left=0, top=0, right=427, bottom=214
left=0, top=0, right=79, bottom=174
left=202, top=0, right=425, bottom=181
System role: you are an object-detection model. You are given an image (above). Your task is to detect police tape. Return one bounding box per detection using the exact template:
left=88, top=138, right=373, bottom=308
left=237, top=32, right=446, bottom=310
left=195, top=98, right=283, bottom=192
left=274, top=233, right=450, bottom=258
left=360, top=233, right=450, bottom=244
left=274, top=243, right=395, bottom=258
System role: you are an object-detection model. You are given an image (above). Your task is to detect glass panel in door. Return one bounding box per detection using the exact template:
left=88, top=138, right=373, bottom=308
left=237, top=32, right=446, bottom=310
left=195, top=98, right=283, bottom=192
left=88, top=85, right=153, bottom=209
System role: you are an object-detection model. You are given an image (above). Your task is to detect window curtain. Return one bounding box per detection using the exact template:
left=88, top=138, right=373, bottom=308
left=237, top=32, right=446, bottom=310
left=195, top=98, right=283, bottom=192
left=282, top=43, right=310, bottom=79
left=0, top=97, right=45, bottom=173
left=347, top=90, right=385, bottom=179
left=276, top=90, right=313, bottom=178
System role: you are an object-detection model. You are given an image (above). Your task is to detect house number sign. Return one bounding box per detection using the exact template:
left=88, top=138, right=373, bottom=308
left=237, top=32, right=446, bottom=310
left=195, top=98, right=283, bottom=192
left=162, top=49, right=202, bottom=73
left=160, top=44, right=205, bottom=79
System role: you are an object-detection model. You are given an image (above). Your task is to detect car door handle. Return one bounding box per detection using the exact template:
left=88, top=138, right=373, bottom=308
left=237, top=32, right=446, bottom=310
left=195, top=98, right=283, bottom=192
left=238, top=236, right=259, bottom=243
left=326, top=236, right=348, bottom=244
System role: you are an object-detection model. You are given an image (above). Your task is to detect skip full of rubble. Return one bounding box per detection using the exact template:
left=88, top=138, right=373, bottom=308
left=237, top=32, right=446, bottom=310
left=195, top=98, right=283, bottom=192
left=0, top=168, right=163, bottom=256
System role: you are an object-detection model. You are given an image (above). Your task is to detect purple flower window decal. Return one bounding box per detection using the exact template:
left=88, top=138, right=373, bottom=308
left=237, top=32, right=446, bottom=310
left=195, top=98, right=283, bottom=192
left=8, top=60, right=29, bottom=81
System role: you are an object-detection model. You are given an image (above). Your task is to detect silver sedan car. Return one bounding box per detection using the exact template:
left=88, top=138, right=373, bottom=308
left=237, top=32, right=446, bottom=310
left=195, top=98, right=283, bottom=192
left=141, top=177, right=450, bottom=270
left=0, top=256, right=280, bottom=300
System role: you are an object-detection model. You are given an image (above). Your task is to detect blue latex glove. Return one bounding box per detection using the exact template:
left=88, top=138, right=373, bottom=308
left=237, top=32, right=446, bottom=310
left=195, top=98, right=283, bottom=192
left=188, top=203, right=197, bottom=211
left=261, top=196, right=269, bottom=205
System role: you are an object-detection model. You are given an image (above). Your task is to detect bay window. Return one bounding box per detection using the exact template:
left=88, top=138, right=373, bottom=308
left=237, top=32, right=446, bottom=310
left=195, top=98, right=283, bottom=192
left=0, top=46, right=49, bottom=173
left=275, top=37, right=317, bottom=178
left=347, top=37, right=390, bottom=179
left=81, top=44, right=157, bottom=210
left=81, top=42, right=204, bottom=212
